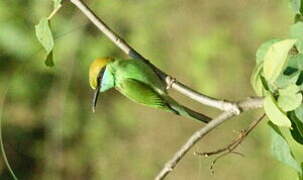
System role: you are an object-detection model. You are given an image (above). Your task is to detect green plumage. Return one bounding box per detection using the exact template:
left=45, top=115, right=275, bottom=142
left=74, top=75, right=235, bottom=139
left=100, top=59, right=210, bottom=123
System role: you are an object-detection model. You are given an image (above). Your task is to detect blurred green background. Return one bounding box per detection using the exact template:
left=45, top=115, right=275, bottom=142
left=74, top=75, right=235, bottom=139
left=0, top=0, right=302, bottom=179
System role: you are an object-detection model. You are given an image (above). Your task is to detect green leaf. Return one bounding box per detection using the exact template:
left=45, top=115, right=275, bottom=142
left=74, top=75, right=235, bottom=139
left=295, top=104, right=303, bottom=122
left=289, top=111, right=303, bottom=145
left=45, top=51, right=54, bottom=67
left=290, top=22, right=303, bottom=52
left=275, top=54, right=303, bottom=89
left=264, top=93, right=292, bottom=128
left=260, top=75, right=270, bottom=91
left=263, top=39, right=297, bottom=84
left=290, top=22, right=303, bottom=39
left=300, top=163, right=303, bottom=180
left=288, top=54, right=303, bottom=70
left=295, top=14, right=303, bottom=23
left=35, top=18, right=55, bottom=67
left=35, top=18, right=54, bottom=54
left=256, top=39, right=281, bottom=65
left=269, top=122, right=302, bottom=174
left=278, top=85, right=302, bottom=112
left=290, top=0, right=302, bottom=14
left=251, top=63, right=264, bottom=96
left=275, top=70, right=300, bottom=89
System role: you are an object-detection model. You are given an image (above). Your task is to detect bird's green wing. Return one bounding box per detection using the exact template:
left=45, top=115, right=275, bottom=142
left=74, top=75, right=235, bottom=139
left=117, top=78, right=176, bottom=113
left=111, top=59, right=166, bottom=93
left=117, top=77, right=210, bottom=123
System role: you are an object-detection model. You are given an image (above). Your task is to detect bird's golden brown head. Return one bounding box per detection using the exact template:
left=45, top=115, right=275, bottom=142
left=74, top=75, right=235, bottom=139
left=89, top=57, right=113, bottom=89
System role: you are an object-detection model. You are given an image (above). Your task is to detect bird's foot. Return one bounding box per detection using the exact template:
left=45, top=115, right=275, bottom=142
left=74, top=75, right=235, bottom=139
left=165, top=76, right=176, bottom=90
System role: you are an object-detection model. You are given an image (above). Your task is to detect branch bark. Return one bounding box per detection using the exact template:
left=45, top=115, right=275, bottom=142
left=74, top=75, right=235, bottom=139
left=69, top=0, right=240, bottom=113
left=155, top=97, right=263, bottom=180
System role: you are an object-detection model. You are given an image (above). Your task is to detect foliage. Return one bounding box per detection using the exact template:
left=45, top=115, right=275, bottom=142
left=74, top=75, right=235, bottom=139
left=35, top=18, right=54, bottom=67
left=251, top=1, right=303, bottom=178
left=35, top=0, right=63, bottom=67
left=0, top=0, right=302, bottom=180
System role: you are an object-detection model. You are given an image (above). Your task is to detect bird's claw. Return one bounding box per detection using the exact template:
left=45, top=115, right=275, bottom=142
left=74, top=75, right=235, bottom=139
left=165, top=76, right=176, bottom=90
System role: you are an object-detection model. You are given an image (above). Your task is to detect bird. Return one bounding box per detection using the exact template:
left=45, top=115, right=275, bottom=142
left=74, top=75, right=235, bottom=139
left=89, top=57, right=210, bottom=123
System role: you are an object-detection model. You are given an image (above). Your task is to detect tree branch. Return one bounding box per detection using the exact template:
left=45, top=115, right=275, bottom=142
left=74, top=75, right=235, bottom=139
left=69, top=0, right=240, bottom=113
left=67, top=1, right=265, bottom=180
left=154, top=98, right=263, bottom=180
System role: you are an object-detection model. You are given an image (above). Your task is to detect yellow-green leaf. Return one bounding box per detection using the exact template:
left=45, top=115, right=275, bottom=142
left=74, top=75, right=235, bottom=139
left=269, top=122, right=302, bottom=174
left=278, top=85, right=302, bottom=112
left=264, top=93, right=292, bottom=128
left=250, top=62, right=264, bottom=96
left=290, top=0, right=302, bottom=14
left=35, top=18, right=54, bottom=54
left=263, top=39, right=297, bottom=84
left=35, top=18, right=55, bottom=67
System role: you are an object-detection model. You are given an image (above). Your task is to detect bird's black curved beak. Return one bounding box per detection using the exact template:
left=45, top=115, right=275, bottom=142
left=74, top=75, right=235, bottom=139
left=92, top=83, right=101, bottom=113
left=92, top=68, right=105, bottom=112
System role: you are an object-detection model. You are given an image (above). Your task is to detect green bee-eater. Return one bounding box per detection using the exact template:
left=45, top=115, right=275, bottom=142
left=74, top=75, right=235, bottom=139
left=89, top=57, right=210, bottom=123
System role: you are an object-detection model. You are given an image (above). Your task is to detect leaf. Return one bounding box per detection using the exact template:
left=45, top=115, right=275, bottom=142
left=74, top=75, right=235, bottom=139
left=279, top=84, right=300, bottom=94
left=295, top=14, right=303, bottom=23
left=269, top=122, right=302, bottom=174
left=290, top=22, right=303, bottom=52
left=250, top=63, right=264, bottom=96
left=289, top=111, right=303, bottom=145
left=290, top=0, right=302, bottom=14
left=295, top=104, right=303, bottom=122
left=288, top=54, right=303, bottom=71
left=264, top=93, right=292, bottom=128
left=35, top=18, right=54, bottom=54
left=275, top=70, right=300, bottom=89
left=300, top=163, right=303, bottom=180
left=276, top=54, right=303, bottom=89
left=263, top=39, right=297, bottom=84
left=278, top=94, right=302, bottom=112
left=260, top=75, right=270, bottom=91
left=45, top=51, right=54, bottom=67
left=256, top=39, right=281, bottom=65
left=278, top=85, right=302, bottom=111
left=290, top=122, right=303, bottom=144
left=35, top=18, right=55, bottom=67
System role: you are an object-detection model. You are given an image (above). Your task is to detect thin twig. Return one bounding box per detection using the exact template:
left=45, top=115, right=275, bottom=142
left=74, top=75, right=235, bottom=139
left=154, top=98, right=263, bottom=180
left=48, top=4, right=62, bottom=20
left=209, top=151, right=242, bottom=175
left=69, top=0, right=240, bottom=113
left=195, top=114, right=265, bottom=175
left=196, top=114, right=265, bottom=157
left=0, top=89, right=18, bottom=180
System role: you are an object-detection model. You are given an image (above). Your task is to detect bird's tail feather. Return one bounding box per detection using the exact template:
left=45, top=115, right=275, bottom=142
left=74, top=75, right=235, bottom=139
left=180, top=105, right=211, bottom=123
left=168, top=101, right=211, bottom=123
